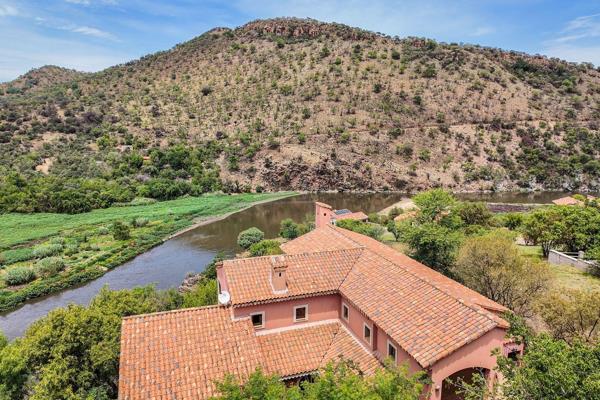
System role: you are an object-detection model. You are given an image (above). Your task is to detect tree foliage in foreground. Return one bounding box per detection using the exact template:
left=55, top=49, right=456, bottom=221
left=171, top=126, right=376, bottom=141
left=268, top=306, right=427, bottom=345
left=211, top=360, right=427, bottom=400
left=0, top=280, right=218, bottom=400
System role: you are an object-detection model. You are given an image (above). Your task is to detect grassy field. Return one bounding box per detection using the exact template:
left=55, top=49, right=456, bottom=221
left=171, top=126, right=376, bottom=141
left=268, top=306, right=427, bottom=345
left=0, top=192, right=295, bottom=311
left=517, top=244, right=600, bottom=291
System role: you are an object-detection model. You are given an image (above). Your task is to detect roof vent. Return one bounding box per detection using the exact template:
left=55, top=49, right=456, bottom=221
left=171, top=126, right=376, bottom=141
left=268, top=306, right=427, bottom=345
left=218, top=291, right=231, bottom=305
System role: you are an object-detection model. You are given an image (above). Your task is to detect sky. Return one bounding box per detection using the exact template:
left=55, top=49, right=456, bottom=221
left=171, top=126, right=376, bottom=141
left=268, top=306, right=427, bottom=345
left=0, top=0, right=599, bottom=82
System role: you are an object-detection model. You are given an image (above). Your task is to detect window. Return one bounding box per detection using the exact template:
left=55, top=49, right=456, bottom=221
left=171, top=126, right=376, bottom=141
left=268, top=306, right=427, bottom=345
left=341, top=303, right=349, bottom=321
left=250, top=312, right=264, bottom=329
left=294, top=305, right=308, bottom=322
left=363, top=323, right=372, bottom=344
left=387, top=340, right=397, bottom=362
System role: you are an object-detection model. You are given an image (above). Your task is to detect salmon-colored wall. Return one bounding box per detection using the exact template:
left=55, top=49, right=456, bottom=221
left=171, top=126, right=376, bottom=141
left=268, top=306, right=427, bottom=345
left=429, top=327, right=506, bottom=400
left=315, top=203, right=333, bottom=228
left=233, top=294, right=340, bottom=330
left=339, top=297, right=376, bottom=350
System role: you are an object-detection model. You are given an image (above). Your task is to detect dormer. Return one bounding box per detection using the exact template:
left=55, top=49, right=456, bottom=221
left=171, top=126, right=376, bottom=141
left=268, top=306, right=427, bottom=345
left=270, top=255, right=288, bottom=293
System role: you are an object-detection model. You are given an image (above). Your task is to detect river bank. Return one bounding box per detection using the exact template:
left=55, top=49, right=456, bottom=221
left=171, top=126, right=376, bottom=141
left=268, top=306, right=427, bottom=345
left=0, top=192, right=296, bottom=312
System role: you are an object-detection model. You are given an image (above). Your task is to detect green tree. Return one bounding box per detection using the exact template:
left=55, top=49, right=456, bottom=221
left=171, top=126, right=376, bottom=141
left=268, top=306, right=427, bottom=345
left=249, top=240, right=283, bottom=257
left=237, top=227, right=265, bottom=249
left=453, top=231, right=551, bottom=317
left=521, top=207, right=563, bottom=257
left=499, top=335, right=600, bottom=400
left=279, top=218, right=300, bottom=240
left=387, top=220, right=401, bottom=241
left=401, top=222, right=462, bottom=274
left=455, top=201, right=492, bottom=227
left=536, top=289, right=600, bottom=344
left=412, top=189, right=458, bottom=226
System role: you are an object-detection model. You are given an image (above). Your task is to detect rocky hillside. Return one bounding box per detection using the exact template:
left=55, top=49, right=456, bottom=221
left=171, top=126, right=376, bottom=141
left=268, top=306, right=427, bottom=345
left=1, top=17, right=600, bottom=196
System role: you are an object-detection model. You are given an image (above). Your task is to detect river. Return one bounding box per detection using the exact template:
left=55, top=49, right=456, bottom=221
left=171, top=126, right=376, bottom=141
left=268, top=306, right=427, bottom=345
left=0, top=191, right=568, bottom=340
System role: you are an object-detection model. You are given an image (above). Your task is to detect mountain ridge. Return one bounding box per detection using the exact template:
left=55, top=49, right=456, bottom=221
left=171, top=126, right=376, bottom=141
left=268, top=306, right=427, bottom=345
left=1, top=17, right=600, bottom=208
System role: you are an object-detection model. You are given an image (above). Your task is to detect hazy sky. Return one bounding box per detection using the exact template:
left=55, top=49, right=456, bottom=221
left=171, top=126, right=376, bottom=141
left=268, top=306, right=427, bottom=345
left=1, top=0, right=599, bottom=82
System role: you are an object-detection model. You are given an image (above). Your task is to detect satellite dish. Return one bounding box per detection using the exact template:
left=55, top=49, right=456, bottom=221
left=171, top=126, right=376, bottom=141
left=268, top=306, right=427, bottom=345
left=218, top=291, right=231, bottom=305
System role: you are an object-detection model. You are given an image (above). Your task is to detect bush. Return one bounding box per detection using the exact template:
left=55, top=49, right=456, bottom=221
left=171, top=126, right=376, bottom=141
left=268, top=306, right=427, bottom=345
left=111, top=221, right=131, bottom=241
left=279, top=219, right=300, bottom=239
left=132, top=217, right=149, bottom=228
left=0, top=248, right=35, bottom=265
left=336, top=219, right=385, bottom=240
left=97, top=226, right=110, bottom=235
left=456, top=201, right=492, bottom=226
left=32, top=243, right=63, bottom=259
left=249, top=240, right=283, bottom=256
left=237, top=227, right=264, bottom=249
left=4, top=267, right=36, bottom=286
left=35, top=257, right=66, bottom=277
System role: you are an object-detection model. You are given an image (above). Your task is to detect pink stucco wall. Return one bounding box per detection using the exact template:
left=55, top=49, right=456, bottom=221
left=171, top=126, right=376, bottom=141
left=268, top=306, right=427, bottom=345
left=428, top=327, right=507, bottom=400
left=233, top=294, right=340, bottom=330
left=315, top=202, right=333, bottom=228
left=339, top=297, right=376, bottom=350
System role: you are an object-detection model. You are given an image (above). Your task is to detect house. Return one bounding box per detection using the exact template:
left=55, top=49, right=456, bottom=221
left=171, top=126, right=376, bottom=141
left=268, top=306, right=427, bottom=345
left=315, top=201, right=368, bottom=226
left=119, top=202, right=521, bottom=400
left=552, top=195, right=596, bottom=206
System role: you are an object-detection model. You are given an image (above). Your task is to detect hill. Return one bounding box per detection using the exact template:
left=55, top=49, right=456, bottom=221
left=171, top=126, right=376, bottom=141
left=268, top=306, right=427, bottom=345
left=1, top=17, right=600, bottom=212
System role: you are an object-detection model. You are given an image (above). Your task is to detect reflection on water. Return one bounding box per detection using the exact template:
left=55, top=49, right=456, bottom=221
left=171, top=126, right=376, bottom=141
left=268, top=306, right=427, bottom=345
left=0, top=191, right=578, bottom=339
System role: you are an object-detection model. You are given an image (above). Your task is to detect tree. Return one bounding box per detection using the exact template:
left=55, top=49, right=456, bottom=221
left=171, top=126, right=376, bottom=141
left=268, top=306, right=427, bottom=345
left=455, top=201, right=492, bottom=227
left=521, top=207, right=563, bottom=257
left=111, top=220, right=131, bottom=241
left=237, top=227, right=264, bottom=249
left=211, top=359, right=426, bottom=400
left=453, top=231, right=551, bottom=317
left=412, top=189, right=458, bottom=226
left=387, top=220, right=401, bottom=241
left=498, top=335, right=600, bottom=400
left=536, top=289, right=600, bottom=344
left=0, top=286, right=183, bottom=400
left=249, top=240, right=283, bottom=256
left=401, top=222, right=462, bottom=275
left=279, top=218, right=300, bottom=240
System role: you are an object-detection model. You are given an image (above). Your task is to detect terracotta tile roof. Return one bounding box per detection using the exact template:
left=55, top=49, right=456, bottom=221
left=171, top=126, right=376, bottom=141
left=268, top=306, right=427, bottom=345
left=334, top=211, right=369, bottom=221
left=223, top=249, right=362, bottom=306
left=120, top=314, right=382, bottom=400
left=279, top=225, right=508, bottom=367
left=339, top=249, right=498, bottom=367
left=322, top=324, right=382, bottom=375
left=257, top=322, right=339, bottom=377
left=552, top=196, right=582, bottom=206
left=118, top=306, right=263, bottom=400
left=257, top=321, right=382, bottom=378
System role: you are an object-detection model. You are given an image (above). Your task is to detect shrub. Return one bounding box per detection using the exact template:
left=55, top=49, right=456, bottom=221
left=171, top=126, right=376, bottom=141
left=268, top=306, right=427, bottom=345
left=0, top=248, right=35, bottom=265
left=237, top=227, right=264, bottom=249
left=4, top=267, right=36, bottom=286
left=32, top=243, right=63, bottom=259
left=249, top=240, right=283, bottom=256
left=111, top=221, right=131, bottom=241
left=97, top=226, right=110, bottom=235
left=279, top=219, right=300, bottom=239
left=35, top=257, right=66, bottom=277
left=132, top=217, right=149, bottom=228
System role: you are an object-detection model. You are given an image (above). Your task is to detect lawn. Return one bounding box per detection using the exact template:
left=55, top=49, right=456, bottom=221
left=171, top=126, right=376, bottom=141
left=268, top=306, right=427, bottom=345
left=0, top=193, right=294, bottom=248
left=0, top=192, right=295, bottom=311
left=517, top=244, right=600, bottom=292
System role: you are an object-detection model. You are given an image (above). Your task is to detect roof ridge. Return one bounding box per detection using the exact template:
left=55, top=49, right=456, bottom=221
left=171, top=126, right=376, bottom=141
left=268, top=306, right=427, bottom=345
left=332, top=226, right=502, bottom=333
left=224, top=246, right=364, bottom=265
left=121, top=304, right=223, bottom=321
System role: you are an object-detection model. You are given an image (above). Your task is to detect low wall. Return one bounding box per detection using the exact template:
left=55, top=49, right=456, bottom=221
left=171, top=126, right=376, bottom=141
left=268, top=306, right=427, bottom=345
left=548, top=250, right=593, bottom=272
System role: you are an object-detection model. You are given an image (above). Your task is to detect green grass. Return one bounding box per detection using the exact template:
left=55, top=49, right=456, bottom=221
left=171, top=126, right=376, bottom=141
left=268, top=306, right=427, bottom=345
left=517, top=244, right=600, bottom=292
left=0, top=192, right=296, bottom=311
left=0, top=193, right=295, bottom=248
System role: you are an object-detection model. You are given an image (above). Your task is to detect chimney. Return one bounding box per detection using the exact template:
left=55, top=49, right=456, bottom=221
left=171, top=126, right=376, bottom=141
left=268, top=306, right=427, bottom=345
left=315, top=202, right=333, bottom=228
left=270, top=255, right=288, bottom=293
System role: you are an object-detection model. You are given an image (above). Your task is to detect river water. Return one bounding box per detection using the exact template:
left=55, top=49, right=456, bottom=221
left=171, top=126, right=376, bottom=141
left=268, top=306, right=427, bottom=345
left=0, top=191, right=567, bottom=340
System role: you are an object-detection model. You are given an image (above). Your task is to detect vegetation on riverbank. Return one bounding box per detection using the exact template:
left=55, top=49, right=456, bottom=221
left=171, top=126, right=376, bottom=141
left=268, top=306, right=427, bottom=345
left=0, top=192, right=295, bottom=312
